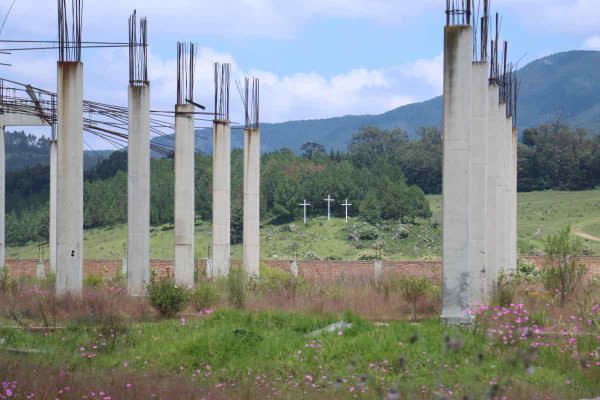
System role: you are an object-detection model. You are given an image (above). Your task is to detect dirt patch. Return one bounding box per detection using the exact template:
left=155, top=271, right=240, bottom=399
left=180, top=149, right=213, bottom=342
left=574, top=231, right=600, bottom=242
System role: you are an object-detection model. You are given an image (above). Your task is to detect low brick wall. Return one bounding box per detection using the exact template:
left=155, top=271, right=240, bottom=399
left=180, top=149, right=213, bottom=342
left=4, top=256, right=600, bottom=282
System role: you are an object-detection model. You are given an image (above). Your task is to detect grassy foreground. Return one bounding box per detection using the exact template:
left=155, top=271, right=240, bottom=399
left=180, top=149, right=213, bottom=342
left=7, top=190, right=600, bottom=260
left=2, top=308, right=600, bottom=399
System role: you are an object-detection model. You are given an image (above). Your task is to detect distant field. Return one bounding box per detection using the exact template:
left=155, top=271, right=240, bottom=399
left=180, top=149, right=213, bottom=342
left=7, top=190, right=600, bottom=260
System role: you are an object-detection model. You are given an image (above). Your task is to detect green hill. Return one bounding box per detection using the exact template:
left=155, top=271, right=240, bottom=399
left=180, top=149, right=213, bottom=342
left=8, top=190, right=600, bottom=260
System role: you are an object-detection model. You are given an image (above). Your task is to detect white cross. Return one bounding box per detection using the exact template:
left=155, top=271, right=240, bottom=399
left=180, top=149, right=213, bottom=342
left=299, top=199, right=311, bottom=224
left=324, top=195, right=335, bottom=221
left=342, top=199, right=352, bottom=223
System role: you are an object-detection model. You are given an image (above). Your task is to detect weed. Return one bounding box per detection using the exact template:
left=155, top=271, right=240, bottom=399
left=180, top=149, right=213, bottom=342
left=146, top=273, right=189, bottom=317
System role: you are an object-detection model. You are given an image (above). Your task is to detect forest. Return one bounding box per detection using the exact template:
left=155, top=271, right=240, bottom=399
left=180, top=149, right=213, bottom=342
left=5, top=120, right=600, bottom=246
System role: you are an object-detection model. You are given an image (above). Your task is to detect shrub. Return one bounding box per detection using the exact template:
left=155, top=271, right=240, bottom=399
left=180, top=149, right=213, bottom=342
left=490, top=270, right=516, bottom=307
left=542, top=225, right=587, bottom=307
left=358, top=225, right=380, bottom=240
left=0, top=267, right=11, bottom=293
left=84, top=274, right=103, bottom=289
left=516, top=258, right=538, bottom=279
left=227, top=267, right=247, bottom=309
left=397, top=276, right=431, bottom=320
left=258, top=265, right=307, bottom=299
left=146, top=273, right=189, bottom=317
left=358, top=251, right=381, bottom=261
left=190, top=280, right=220, bottom=312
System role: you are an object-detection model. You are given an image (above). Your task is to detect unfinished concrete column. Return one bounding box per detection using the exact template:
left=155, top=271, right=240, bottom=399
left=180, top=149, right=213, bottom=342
left=496, top=103, right=509, bottom=277
left=127, top=85, right=150, bottom=295
left=0, top=124, right=4, bottom=269
left=441, top=22, right=473, bottom=324
left=174, top=103, right=195, bottom=285
left=212, top=120, right=231, bottom=277
left=510, top=125, right=518, bottom=268
left=211, top=63, right=231, bottom=278
left=49, top=138, right=58, bottom=274
left=243, top=127, right=260, bottom=277
left=56, top=61, right=84, bottom=295
left=127, top=12, right=151, bottom=295
left=469, top=62, right=489, bottom=305
left=242, top=78, right=261, bottom=277
left=485, top=84, right=500, bottom=293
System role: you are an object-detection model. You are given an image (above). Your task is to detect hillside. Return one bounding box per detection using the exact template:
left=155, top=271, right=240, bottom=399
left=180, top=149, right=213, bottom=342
left=154, top=50, right=600, bottom=154
left=8, top=190, right=600, bottom=260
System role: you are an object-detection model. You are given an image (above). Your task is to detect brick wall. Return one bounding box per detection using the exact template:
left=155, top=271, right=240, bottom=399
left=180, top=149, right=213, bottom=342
left=5, top=256, right=600, bottom=282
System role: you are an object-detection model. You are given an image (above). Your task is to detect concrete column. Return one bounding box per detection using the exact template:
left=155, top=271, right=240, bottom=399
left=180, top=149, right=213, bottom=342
left=48, top=139, right=58, bottom=274
left=212, top=121, right=231, bottom=277
left=374, top=259, right=383, bottom=284
left=485, top=84, right=500, bottom=294
left=127, top=85, right=151, bottom=295
left=56, top=62, right=84, bottom=295
left=174, top=103, right=195, bottom=286
left=441, top=25, right=473, bottom=324
left=510, top=126, right=518, bottom=268
left=243, top=128, right=260, bottom=277
left=469, top=62, right=488, bottom=305
left=0, top=125, right=4, bottom=269
left=496, top=104, right=509, bottom=278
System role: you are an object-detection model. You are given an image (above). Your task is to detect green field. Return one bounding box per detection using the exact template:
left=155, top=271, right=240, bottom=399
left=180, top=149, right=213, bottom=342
left=7, top=190, right=600, bottom=260
left=2, top=309, right=599, bottom=399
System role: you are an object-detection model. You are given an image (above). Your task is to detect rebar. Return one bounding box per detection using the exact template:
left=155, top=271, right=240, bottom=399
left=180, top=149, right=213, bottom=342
left=214, top=62, right=230, bottom=122
left=129, top=10, right=148, bottom=86
left=57, top=0, right=83, bottom=62
left=446, top=0, right=472, bottom=27
left=177, top=42, right=196, bottom=105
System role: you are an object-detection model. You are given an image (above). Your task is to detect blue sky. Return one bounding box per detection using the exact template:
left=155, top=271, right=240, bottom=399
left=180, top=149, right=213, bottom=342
left=1, top=0, right=599, bottom=148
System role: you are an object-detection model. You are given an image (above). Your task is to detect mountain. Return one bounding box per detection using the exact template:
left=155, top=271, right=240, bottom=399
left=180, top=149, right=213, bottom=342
left=154, top=50, right=600, bottom=154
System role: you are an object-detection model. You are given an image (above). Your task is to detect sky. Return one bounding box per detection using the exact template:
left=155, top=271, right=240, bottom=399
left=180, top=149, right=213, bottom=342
left=1, top=0, right=600, bottom=149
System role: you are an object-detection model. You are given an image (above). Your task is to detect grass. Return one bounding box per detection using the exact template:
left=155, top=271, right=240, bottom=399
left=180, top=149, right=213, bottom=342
left=7, top=189, right=600, bottom=260
left=2, top=309, right=599, bottom=399
left=1, top=268, right=599, bottom=399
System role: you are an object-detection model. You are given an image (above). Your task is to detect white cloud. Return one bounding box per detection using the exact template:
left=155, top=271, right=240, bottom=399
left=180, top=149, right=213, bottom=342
left=583, top=35, right=600, bottom=50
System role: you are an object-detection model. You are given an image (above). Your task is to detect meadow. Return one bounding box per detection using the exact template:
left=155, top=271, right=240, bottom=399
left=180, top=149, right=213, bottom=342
left=7, top=190, right=600, bottom=260
left=1, top=261, right=599, bottom=399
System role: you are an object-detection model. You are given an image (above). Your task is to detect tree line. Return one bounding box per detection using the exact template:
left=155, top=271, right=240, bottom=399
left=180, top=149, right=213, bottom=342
left=6, top=121, right=600, bottom=246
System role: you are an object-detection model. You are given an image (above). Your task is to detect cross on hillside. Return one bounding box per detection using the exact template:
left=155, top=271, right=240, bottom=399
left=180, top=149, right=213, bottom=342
left=342, top=199, right=352, bottom=223
left=299, top=199, right=311, bottom=225
left=324, top=195, right=335, bottom=221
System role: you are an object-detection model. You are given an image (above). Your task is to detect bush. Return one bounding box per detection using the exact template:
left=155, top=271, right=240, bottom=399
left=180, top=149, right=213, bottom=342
left=490, top=270, right=516, bottom=307
left=397, top=276, right=431, bottom=320
left=190, top=280, right=220, bottom=312
left=146, top=273, right=189, bottom=317
left=227, top=267, right=247, bottom=309
left=358, top=225, right=380, bottom=240
left=258, top=266, right=307, bottom=299
left=84, top=274, right=103, bottom=289
left=542, top=225, right=587, bottom=307
left=516, top=258, right=538, bottom=279
left=0, top=267, right=11, bottom=293
left=358, top=251, right=381, bottom=261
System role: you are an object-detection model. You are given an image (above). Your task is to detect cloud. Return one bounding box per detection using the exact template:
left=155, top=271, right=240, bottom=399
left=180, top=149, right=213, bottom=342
left=583, top=35, right=600, bottom=50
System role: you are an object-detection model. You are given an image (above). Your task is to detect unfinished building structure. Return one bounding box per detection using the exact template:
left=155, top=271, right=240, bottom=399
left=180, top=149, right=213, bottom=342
left=241, top=78, right=261, bottom=277
left=211, top=63, right=231, bottom=277
left=127, top=11, right=151, bottom=295
left=174, top=43, right=197, bottom=286
left=56, top=0, right=84, bottom=294
left=442, top=0, right=519, bottom=324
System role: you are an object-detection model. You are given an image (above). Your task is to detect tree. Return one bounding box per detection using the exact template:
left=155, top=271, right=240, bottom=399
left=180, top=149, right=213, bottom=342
left=300, top=142, right=326, bottom=159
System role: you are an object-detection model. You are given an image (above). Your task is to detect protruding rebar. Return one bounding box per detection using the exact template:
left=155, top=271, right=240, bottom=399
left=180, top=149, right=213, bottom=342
left=57, top=0, right=82, bottom=62
left=214, top=62, right=230, bottom=122
left=446, top=0, right=472, bottom=27
left=129, top=10, right=148, bottom=86
left=176, top=42, right=196, bottom=105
